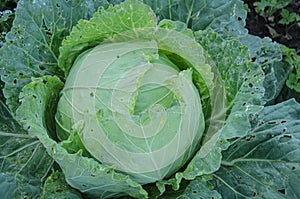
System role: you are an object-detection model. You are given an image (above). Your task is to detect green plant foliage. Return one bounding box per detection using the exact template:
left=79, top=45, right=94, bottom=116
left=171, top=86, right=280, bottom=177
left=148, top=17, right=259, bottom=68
left=0, top=0, right=106, bottom=113
left=279, top=9, right=300, bottom=26
left=253, top=0, right=292, bottom=19
left=0, top=7, right=15, bottom=46
left=0, top=100, right=54, bottom=198
left=0, top=0, right=299, bottom=198
left=213, top=99, right=300, bottom=198
left=284, top=47, right=300, bottom=92
left=41, top=171, right=83, bottom=199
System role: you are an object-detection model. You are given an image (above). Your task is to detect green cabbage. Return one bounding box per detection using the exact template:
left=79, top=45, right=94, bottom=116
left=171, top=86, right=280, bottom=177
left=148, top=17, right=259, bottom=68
left=1, top=0, right=299, bottom=198
left=56, top=38, right=206, bottom=184
left=54, top=0, right=227, bottom=186
left=54, top=0, right=226, bottom=187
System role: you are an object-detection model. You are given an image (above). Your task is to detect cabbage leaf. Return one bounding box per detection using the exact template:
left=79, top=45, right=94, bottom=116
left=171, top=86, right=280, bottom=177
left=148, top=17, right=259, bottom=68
left=0, top=99, right=53, bottom=198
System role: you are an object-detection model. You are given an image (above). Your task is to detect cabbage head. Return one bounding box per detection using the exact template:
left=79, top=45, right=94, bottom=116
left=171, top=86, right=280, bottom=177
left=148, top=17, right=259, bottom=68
left=54, top=0, right=226, bottom=187
left=56, top=39, right=206, bottom=184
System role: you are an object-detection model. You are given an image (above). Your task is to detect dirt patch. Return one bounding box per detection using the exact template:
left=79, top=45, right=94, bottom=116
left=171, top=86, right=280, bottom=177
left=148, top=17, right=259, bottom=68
left=244, top=0, right=300, bottom=54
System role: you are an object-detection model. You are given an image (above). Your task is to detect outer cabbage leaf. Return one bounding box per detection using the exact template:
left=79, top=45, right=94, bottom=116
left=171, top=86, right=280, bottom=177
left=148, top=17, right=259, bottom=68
left=41, top=171, right=83, bottom=199
left=238, top=35, right=294, bottom=103
left=158, top=176, right=221, bottom=199
left=0, top=0, right=107, bottom=113
left=195, top=29, right=265, bottom=137
left=0, top=99, right=53, bottom=198
left=141, top=0, right=247, bottom=35
left=178, top=176, right=221, bottom=199
left=15, top=76, right=148, bottom=199
left=213, top=99, right=300, bottom=198
left=180, top=29, right=265, bottom=180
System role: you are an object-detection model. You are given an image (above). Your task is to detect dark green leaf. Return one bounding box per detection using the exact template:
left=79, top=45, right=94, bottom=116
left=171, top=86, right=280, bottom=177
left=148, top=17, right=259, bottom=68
left=213, top=99, right=300, bottom=198
left=41, top=171, right=83, bottom=199
left=158, top=177, right=221, bottom=199
left=142, top=0, right=247, bottom=34
left=0, top=100, right=53, bottom=199
left=238, top=35, right=294, bottom=103
left=0, top=0, right=107, bottom=113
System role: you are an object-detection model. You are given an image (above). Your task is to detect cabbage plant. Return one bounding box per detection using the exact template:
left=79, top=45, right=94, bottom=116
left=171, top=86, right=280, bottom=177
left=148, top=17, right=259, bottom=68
left=0, top=0, right=300, bottom=199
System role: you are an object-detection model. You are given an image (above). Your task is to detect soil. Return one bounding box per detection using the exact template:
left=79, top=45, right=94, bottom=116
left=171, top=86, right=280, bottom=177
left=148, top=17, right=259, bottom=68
left=0, top=1, right=17, bottom=11
left=244, top=0, right=300, bottom=54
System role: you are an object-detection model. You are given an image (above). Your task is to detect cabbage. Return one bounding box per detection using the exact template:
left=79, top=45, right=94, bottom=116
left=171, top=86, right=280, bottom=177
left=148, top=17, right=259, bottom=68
left=53, top=0, right=227, bottom=187
left=54, top=0, right=227, bottom=186
left=56, top=38, right=206, bottom=183
left=1, top=0, right=299, bottom=198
